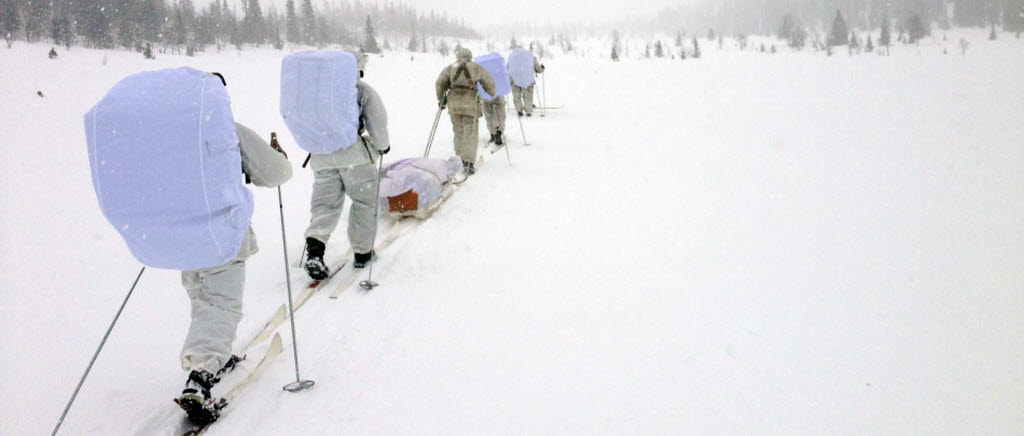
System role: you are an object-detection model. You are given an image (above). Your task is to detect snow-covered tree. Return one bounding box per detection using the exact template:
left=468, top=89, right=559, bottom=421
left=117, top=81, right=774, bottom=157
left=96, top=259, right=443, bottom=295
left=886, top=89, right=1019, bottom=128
left=692, top=36, right=701, bottom=58
left=654, top=40, right=664, bottom=57
left=301, top=0, right=315, bottom=45
left=828, top=10, right=849, bottom=47
left=0, top=0, right=20, bottom=47
left=906, top=14, right=928, bottom=43
left=361, top=15, right=380, bottom=53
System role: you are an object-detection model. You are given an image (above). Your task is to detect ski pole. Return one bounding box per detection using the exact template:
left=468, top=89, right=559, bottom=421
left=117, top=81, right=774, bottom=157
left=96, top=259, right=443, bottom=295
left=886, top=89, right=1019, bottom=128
left=541, top=73, right=548, bottom=117
left=53, top=267, right=146, bottom=436
left=503, top=130, right=512, bottom=166
left=424, top=93, right=448, bottom=158
left=516, top=110, right=529, bottom=146
left=359, top=156, right=386, bottom=291
left=272, top=133, right=314, bottom=393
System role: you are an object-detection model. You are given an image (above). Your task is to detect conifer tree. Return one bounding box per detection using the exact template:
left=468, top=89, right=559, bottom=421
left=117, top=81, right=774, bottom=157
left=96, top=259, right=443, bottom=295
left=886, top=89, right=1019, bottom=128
left=828, top=10, right=849, bottom=46
left=362, top=15, right=380, bottom=53
left=0, top=0, right=20, bottom=47
left=654, top=40, right=664, bottom=57
left=692, top=36, right=701, bottom=58
left=285, top=0, right=298, bottom=43
left=301, top=0, right=315, bottom=45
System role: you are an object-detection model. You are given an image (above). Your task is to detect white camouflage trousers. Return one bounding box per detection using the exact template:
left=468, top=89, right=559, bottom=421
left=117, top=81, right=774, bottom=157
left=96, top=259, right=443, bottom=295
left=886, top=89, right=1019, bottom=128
left=481, top=97, right=507, bottom=135
left=450, top=114, right=479, bottom=165
left=180, top=228, right=257, bottom=373
left=511, top=85, right=535, bottom=115
left=304, top=163, right=379, bottom=254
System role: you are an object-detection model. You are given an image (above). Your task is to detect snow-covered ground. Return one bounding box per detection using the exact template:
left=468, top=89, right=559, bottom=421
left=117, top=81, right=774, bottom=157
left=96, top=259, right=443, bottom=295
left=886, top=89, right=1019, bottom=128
left=2, top=30, right=1023, bottom=434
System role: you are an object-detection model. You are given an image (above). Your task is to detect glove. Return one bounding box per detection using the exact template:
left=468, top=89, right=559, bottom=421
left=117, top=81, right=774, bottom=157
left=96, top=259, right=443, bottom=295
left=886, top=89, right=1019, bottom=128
left=269, top=133, right=288, bottom=159
left=378, top=147, right=390, bottom=156
left=438, top=101, right=446, bottom=110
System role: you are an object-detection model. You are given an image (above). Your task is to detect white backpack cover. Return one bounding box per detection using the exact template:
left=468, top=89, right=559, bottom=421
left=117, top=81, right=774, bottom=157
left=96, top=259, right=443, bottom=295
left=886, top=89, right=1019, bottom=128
left=84, top=67, right=254, bottom=271
left=379, top=157, right=462, bottom=218
left=507, top=48, right=536, bottom=87
left=474, top=52, right=512, bottom=100
left=280, top=50, right=361, bottom=154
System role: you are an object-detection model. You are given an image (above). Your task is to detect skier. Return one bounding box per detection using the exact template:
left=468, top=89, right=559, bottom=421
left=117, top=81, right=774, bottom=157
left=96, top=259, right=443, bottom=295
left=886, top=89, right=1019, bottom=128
left=300, top=53, right=391, bottom=280
left=435, top=47, right=496, bottom=175
left=508, top=48, right=544, bottom=117
left=177, top=73, right=294, bottom=420
left=84, top=69, right=292, bottom=424
left=474, top=52, right=512, bottom=148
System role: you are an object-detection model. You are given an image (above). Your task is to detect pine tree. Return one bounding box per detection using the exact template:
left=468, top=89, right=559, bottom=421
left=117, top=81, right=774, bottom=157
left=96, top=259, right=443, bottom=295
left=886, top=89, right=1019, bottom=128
left=907, top=14, right=928, bottom=43
left=610, top=44, right=618, bottom=61
left=778, top=13, right=795, bottom=41
left=301, top=0, right=315, bottom=45
left=243, top=0, right=265, bottom=45
left=692, top=36, right=701, bottom=58
left=0, top=0, right=20, bottom=47
left=408, top=28, right=418, bottom=51
left=509, top=35, right=518, bottom=49
left=654, top=40, right=664, bottom=57
left=707, top=28, right=715, bottom=40
left=828, top=10, right=849, bottom=46
left=51, top=1, right=73, bottom=49
left=880, top=11, right=892, bottom=53
left=25, top=0, right=51, bottom=42
left=989, top=22, right=997, bottom=40
left=362, top=15, right=380, bottom=53
left=866, top=34, right=874, bottom=52
left=284, top=0, right=298, bottom=43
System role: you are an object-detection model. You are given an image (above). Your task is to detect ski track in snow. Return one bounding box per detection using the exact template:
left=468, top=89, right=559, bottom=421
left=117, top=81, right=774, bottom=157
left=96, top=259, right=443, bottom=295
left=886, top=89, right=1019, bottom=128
left=2, top=30, right=1024, bottom=434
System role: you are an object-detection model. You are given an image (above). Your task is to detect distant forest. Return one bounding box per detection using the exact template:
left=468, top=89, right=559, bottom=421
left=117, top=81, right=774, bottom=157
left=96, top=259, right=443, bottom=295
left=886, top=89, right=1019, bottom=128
left=0, top=0, right=480, bottom=53
left=645, top=0, right=1024, bottom=36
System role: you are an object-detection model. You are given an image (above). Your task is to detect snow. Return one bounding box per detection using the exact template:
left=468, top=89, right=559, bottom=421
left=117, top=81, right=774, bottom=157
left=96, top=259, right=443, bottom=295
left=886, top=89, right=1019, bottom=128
left=2, top=30, right=1023, bottom=434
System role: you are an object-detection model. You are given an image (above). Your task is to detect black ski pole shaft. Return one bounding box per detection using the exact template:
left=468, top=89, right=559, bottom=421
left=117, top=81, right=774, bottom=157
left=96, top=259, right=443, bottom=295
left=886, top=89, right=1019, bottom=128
left=359, top=157, right=386, bottom=291
left=53, top=267, right=145, bottom=436
left=301, top=153, right=311, bottom=169
left=279, top=185, right=315, bottom=392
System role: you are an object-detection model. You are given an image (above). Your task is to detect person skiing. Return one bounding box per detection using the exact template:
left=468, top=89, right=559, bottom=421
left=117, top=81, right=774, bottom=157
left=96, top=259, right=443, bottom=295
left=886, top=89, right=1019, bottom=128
left=435, top=47, right=496, bottom=175
left=508, top=48, right=545, bottom=117
left=84, top=69, right=292, bottom=425
left=176, top=73, right=294, bottom=422
left=301, top=54, right=391, bottom=280
left=474, top=53, right=512, bottom=148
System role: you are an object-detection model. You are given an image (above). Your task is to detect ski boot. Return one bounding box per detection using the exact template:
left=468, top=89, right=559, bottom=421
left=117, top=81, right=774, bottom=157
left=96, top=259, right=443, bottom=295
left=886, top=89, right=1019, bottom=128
left=304, top=237, right=329, bottom=280
left=353, top=250, right=376, bottom=269
left=494, top=129, right=504, bottom=146
left=175, top=370, right=225, bottom=426
left=517, top=111, right=523, bottom=117
left=487, top=132, right=495, bottom=144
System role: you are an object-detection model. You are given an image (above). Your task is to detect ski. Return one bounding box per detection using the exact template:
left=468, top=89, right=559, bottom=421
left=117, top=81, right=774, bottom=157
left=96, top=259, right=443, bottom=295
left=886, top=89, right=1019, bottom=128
left=240, top=255, right=351, bottom=352
left=533, top=105, right=564, bottom=109
left=329, top=218, right=407, bottom=299
left=452, top=155, right=485, bottom=185
left=179, top=333, right=284, bottom=435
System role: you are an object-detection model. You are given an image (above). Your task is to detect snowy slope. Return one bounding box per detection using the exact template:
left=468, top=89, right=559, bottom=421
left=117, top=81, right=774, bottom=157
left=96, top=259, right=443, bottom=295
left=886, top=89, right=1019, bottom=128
left=2, top=32, right=1024, bottom=434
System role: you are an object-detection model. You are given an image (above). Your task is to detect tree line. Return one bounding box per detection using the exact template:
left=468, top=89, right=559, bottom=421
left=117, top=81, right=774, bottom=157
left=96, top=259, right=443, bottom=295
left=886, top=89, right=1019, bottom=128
left=0, top=0, right=480, bottom=53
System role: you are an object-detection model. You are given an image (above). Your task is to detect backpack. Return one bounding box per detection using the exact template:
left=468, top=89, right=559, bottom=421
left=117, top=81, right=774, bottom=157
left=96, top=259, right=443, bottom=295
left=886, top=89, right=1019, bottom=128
left=507, top=48, right=536, bottom=87
left=280, top=50, right=361, bottom=154
left=84, top=67, right=254, bottom=271
left=474, top=52, right=512, bottom=100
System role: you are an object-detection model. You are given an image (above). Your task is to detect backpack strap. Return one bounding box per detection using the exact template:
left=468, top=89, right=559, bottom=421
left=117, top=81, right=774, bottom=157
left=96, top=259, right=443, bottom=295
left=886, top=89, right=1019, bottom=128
left=450, top=61, right=475, bottom=90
